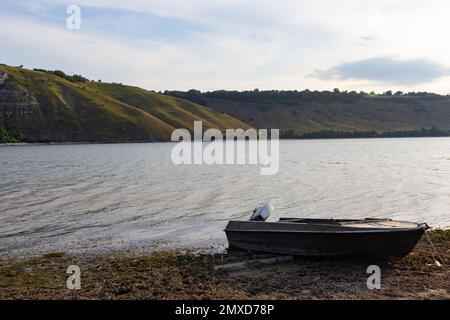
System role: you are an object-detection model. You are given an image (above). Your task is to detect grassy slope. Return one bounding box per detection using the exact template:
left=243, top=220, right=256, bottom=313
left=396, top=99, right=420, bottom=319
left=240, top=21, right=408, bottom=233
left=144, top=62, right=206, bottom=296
left=166, top=92, right=450, bottom=135
left=85, top=82, right=249, bottom=132
left=0, top=66, right=248, bottom=143
left=4, top=64, right=450, bottom=143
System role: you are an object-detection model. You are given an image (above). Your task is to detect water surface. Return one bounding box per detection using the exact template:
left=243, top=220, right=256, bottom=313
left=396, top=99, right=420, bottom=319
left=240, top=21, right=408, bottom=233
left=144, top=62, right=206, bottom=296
left=1, top=138, right=450, bottom=256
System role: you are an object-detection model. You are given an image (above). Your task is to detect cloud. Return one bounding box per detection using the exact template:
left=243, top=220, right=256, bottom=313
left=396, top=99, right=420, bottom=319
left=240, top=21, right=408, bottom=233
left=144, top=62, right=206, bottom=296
left=0, top=13, right=285, bottom=91
left=3, top=1, right=450, bottom=93
left=313, top=57, right=450, bottom=85
left=0, top=1, right=333, bottom=91
left=352, top=35, right=389, bottom=47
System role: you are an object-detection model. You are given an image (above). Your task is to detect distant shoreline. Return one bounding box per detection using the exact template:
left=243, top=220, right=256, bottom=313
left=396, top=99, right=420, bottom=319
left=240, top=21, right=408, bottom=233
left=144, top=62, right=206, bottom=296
left=2, top=135, right=450, bottom=146
left=0, top=140, right=163, bottom=146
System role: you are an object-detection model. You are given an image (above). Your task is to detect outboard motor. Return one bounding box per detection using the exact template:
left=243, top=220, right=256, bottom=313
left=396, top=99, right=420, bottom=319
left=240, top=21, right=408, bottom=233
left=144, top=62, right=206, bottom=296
left=249, top=202, right=273, bottom=221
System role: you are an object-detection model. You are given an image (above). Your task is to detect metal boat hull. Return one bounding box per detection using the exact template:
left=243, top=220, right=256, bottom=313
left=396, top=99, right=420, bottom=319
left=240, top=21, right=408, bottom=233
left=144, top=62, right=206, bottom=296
left=225, top=220, right=427, bottom=260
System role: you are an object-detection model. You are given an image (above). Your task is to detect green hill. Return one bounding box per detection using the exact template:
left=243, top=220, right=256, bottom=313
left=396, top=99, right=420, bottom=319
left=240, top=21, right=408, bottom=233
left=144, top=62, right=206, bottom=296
left=3, top=64, right=450, bottom=143
left=0, top=65, right=249, bottom=143
left=165, top=90, right=450, bottom=138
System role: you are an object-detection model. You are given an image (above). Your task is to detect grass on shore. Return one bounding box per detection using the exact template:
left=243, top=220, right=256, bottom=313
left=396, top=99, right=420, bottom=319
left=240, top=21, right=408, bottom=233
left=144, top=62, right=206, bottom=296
left=0, top=230, right=449, bottom=300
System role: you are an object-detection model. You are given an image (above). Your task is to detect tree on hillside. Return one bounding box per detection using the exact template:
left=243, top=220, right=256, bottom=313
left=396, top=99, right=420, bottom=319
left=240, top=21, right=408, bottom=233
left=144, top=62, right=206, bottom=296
left=53, top=70, right=67, bottom=78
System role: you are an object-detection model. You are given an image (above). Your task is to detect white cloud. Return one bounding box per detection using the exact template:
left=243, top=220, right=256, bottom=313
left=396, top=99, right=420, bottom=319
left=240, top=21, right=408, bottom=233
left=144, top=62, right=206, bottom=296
left=2, top=0, right=450, bottom=93
left=0, top=13, right=284, bottom=90
left=313, top=57, right=450, bottom=85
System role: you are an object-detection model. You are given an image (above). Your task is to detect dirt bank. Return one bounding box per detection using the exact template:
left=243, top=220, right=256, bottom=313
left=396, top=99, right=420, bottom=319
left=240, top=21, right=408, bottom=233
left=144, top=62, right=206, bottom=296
left=1, top=230, right=449, bottom=300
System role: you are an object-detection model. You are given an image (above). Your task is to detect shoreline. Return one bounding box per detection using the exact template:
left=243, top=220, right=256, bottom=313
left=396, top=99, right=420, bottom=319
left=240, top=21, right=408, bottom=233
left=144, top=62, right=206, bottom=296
left=1, top=229, right=448, bottom=300
left=2, top=135, right=450, bottom=146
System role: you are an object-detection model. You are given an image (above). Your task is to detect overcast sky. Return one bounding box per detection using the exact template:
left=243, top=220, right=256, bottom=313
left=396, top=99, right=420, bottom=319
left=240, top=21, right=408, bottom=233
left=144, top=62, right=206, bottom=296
left=1, top=0, right=450, bottom=93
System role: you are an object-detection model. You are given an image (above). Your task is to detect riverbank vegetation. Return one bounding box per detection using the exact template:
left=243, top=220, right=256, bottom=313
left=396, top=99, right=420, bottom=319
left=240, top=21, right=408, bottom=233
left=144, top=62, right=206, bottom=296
left=1, top=229, right=448, bottom=299
left=0, top=65, right=247, bottom=143
left=165, top=89, right=450, bottom=139
left=3, top=65, right=450, bottom=143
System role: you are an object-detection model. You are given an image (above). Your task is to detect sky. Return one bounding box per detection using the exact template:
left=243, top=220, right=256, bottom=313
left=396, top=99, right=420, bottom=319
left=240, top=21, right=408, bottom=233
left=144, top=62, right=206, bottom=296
left=1, top=0, right=450, bottom=93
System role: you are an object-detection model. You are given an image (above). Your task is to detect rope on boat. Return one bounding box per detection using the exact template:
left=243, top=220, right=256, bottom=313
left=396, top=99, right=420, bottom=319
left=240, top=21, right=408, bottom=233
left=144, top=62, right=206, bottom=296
left=425, top=231, right=448, bottom=268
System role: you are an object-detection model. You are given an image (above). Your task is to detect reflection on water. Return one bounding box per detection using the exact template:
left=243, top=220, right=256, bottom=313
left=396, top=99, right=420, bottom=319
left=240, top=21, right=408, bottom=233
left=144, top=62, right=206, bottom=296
left=1, top=138, right=450, bottom=256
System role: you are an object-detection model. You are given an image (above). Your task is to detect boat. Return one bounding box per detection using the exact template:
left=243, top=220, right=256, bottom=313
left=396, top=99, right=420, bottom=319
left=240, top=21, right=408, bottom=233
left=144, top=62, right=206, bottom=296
left=224, top=204, right=429, bottom=260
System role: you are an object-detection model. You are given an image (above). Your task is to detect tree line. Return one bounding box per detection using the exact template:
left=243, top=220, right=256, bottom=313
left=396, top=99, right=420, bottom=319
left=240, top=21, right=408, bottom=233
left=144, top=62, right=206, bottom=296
left=281, top=127, right=450, bottom=139
left=33, top=69, right=89, bottom=83
left=165, top=89, right=445, bottom=106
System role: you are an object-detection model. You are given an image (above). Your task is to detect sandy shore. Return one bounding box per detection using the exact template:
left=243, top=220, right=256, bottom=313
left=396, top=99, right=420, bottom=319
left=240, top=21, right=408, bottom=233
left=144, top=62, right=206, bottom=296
left=1, top=229, right=449, bottom=300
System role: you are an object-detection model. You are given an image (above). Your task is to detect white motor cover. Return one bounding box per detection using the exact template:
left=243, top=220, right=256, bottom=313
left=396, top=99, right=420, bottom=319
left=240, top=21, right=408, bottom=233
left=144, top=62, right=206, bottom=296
left=249, top=202, right=273, bottom=221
